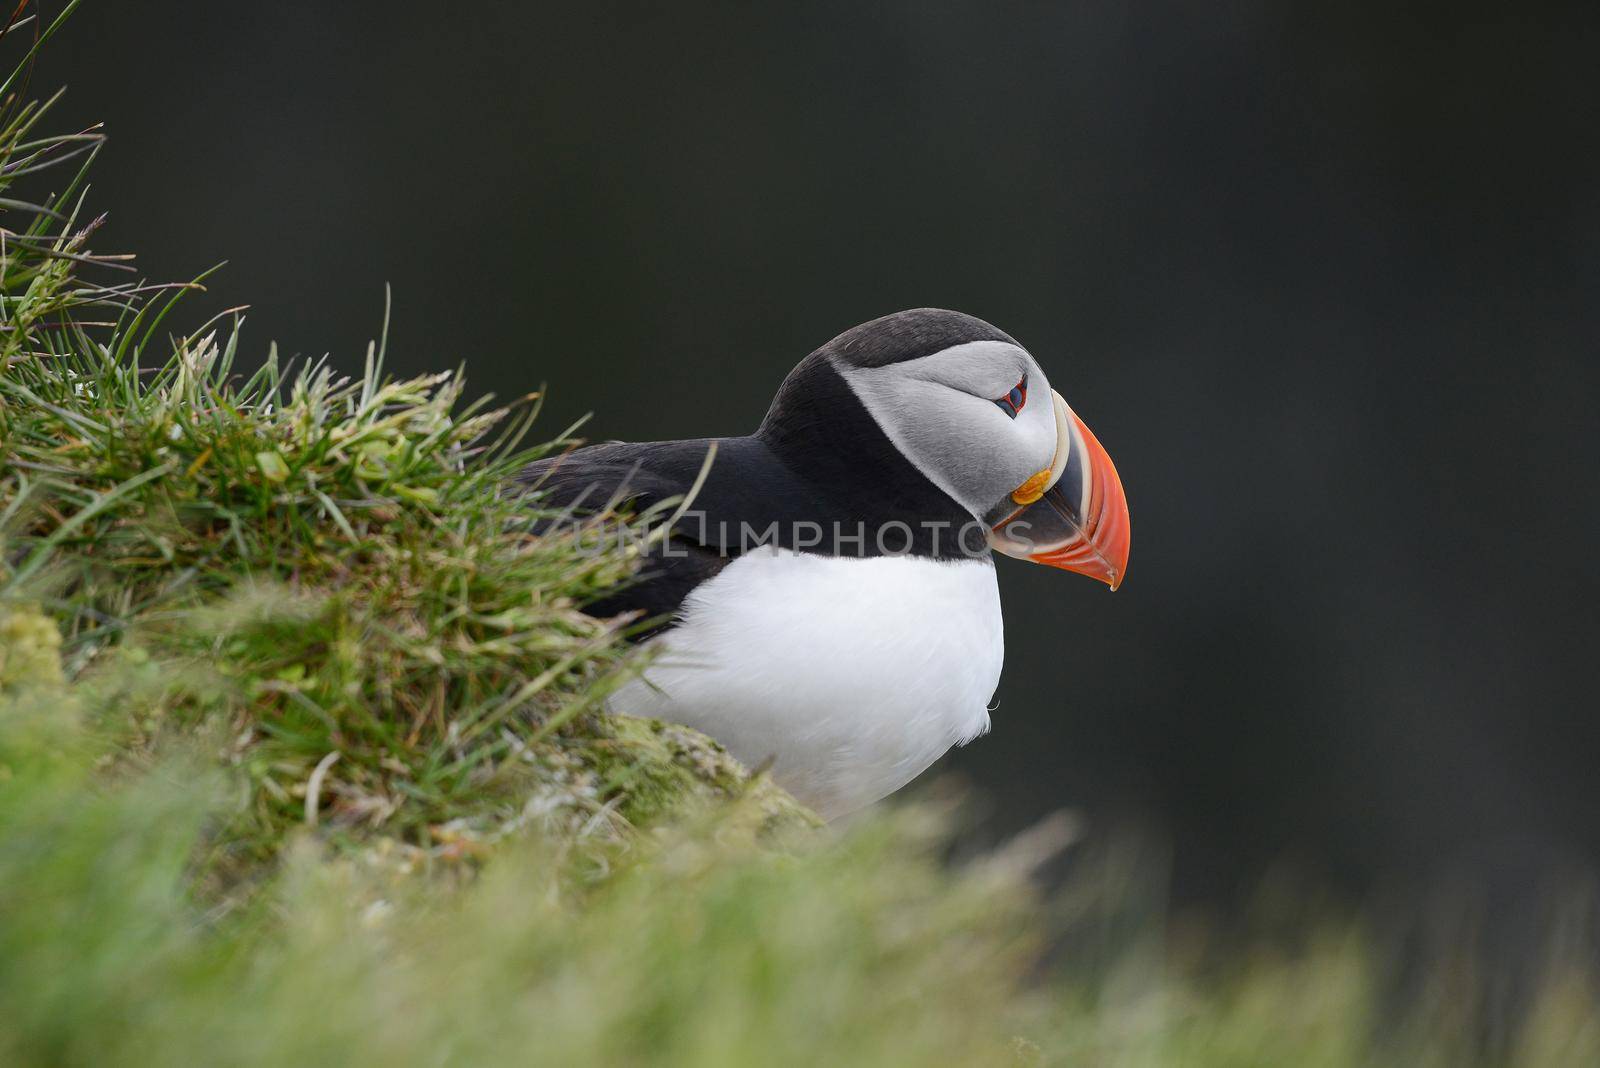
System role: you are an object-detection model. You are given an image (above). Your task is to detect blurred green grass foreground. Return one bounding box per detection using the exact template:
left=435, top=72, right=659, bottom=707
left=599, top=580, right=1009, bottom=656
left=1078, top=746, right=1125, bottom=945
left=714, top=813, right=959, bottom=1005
left=2, top=4, right=1598, bottom=1064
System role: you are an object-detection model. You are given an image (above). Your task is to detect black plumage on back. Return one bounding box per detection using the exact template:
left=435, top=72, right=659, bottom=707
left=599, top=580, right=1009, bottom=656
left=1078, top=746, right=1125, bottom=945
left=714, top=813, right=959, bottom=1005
left=518, top=310, right=1002, bottom=634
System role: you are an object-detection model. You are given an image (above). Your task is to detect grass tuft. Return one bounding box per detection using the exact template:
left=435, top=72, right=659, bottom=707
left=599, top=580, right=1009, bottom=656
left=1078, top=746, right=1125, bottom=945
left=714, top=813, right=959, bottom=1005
left=0, top=6, right=810, bottom=879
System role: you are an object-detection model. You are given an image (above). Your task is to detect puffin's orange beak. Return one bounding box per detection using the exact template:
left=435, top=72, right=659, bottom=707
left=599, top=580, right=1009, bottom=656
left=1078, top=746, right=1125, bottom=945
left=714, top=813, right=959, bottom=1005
left=988, top=392, right=1131, bottom=590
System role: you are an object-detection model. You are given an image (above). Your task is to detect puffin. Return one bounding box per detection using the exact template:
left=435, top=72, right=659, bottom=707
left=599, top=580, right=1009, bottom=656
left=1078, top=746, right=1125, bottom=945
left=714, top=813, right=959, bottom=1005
left=522, top=309, right=1130, bottom=819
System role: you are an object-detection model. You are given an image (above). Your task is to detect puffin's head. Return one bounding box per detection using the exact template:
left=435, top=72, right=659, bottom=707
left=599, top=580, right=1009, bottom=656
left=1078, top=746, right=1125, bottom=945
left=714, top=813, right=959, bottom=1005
left=821, top=308, right=1131, bottom=589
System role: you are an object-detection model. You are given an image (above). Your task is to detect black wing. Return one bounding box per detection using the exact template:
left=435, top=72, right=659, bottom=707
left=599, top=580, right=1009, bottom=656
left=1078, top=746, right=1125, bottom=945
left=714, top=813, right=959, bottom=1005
left=519, top=414, right=975, bottom=635
left=518, top=438, right=780, bottom=637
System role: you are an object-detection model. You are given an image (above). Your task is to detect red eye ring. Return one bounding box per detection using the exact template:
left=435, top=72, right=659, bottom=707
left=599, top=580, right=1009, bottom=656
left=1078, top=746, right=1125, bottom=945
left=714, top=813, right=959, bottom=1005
left=994, top=374, right=1028, bottom=419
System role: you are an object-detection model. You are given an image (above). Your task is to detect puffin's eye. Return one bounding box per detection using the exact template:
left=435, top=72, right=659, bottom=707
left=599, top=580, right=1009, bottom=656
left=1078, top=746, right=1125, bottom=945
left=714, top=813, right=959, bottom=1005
left=993, top=374, right=1028, bottom=419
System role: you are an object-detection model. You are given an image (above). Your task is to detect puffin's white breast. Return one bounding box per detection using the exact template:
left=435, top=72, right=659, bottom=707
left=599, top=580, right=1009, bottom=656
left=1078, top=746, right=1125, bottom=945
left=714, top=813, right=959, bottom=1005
left=608, top=548, right=1004, bottom=819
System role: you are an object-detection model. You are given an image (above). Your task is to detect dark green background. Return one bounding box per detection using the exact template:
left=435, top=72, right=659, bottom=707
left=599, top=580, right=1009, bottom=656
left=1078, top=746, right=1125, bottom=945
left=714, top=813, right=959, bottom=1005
left=39, top=2, right=1600, bottom=905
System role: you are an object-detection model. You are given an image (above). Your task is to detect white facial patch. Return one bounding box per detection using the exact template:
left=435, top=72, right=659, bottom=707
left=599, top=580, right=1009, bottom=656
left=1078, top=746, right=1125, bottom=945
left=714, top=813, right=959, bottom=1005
left=833, top=340, right=1060, bottom=519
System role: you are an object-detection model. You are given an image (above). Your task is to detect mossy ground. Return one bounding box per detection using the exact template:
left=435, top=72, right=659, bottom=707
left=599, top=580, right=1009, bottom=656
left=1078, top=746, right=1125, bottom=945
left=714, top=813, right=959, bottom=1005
left=0, top=36, right=811, bottom=866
